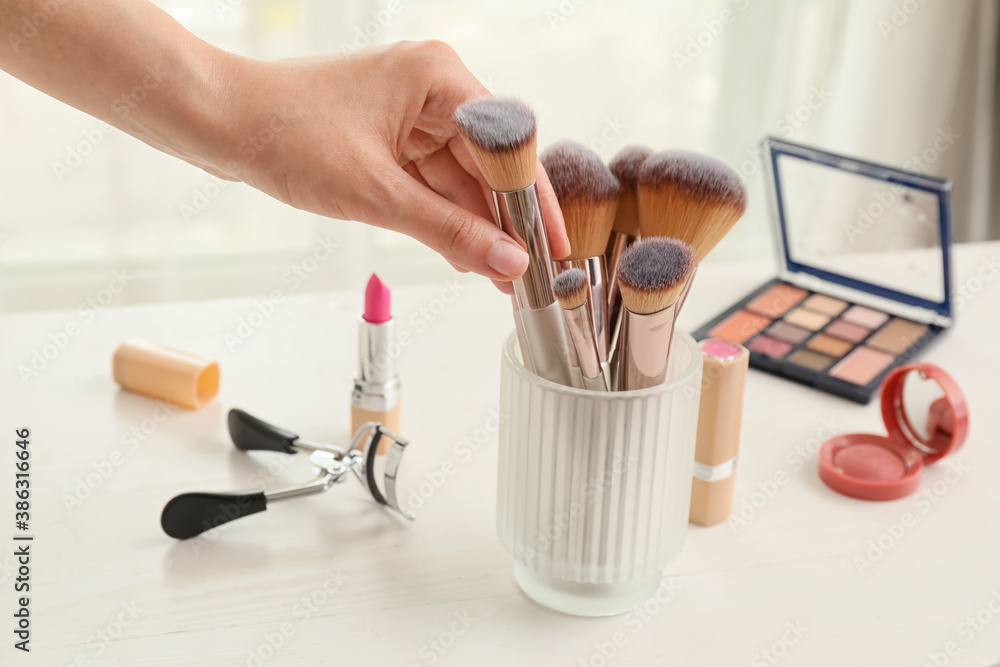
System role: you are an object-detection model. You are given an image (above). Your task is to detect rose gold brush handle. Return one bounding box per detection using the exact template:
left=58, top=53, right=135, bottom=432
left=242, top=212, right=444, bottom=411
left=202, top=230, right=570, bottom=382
left=604, top=231, right=635, bottom=363
left=618, top=304, right=678, bottom=391
left=673, top=264, right=698, bottom=320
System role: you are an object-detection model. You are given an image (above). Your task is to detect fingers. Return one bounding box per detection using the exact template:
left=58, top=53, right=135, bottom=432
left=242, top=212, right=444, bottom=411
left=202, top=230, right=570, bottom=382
left=448, top=136, right=495, bottom=205
left=535, top=159, right=570, bottom=260
left=411, top=148, right=494, bottom=221
left=492, top=279, right=515, bottom=295
left=411, top=149, right=518, bottom=290
left=452, top=137, right=571, bottom=261
left=373, top=162, right=528, bottom=281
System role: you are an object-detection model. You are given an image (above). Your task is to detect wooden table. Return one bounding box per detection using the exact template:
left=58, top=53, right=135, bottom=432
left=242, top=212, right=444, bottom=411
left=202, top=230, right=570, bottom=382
left=2, top=241, right=999, bottom=666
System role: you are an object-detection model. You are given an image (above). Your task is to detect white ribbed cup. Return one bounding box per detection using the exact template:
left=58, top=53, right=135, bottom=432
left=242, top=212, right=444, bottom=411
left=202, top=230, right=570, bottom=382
left=498, top=329, right=702, bottom=616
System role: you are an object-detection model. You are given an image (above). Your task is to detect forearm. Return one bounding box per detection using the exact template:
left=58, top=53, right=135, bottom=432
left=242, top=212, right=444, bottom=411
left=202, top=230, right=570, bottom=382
left=0, top=17, right=565, bottom=280
left=0, top=0, right=237, bottom=169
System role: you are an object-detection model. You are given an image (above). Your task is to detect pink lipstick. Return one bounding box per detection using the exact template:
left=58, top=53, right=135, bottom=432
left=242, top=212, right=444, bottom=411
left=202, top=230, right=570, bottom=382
left=364, top=274, right=392, bottom=324
left=352, top=274, right=401, bottom=453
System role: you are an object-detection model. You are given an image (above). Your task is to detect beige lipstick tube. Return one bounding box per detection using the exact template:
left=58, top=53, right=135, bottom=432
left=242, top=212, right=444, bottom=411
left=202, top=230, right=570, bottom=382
left=689, top=338, right=749, bottom=527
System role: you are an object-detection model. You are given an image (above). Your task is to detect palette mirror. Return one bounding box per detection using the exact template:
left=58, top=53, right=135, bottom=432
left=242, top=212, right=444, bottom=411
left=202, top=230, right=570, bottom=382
left=777, top=154, right=946, bottom=305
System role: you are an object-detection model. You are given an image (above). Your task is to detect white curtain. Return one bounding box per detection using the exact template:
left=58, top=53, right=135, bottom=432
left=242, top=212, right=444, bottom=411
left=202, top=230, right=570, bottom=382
left=711, top=0, right=997, bottom=261
left=0, top=0, right=996, bottom=312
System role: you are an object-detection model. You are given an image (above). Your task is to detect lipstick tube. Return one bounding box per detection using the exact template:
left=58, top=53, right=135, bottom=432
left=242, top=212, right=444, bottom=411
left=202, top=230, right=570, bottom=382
left=689, top=339, right=748, bottom=527
left=351, top=314, right=400, bottom=455
left=492, top=185, right=573, bottom=387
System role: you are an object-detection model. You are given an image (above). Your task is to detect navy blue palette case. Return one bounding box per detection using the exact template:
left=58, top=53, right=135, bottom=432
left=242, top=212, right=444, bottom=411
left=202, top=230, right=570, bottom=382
left=692, top=137, right=953, bottom=404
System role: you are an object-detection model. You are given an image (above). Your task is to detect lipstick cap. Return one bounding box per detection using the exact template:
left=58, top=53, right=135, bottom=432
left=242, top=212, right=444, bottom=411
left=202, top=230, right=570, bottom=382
left=113, top=340, right=219, bottom=409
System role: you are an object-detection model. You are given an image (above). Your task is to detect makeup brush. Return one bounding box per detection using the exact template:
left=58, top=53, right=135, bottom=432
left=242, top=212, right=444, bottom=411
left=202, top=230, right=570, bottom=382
left=607, top=145, right=652, bottom=259
left=540, top=140, right=619, bottom=363
left=616, top=237, right=695, bottom=391
left=606, top=145, right=654, bottom=358
left=637, top=151, right=747, bottom=318
left=453, top=97, right=573, bottom=386
left=553, top=268, right=609, bottom=392
left=636, top=150, right=747, bottom=263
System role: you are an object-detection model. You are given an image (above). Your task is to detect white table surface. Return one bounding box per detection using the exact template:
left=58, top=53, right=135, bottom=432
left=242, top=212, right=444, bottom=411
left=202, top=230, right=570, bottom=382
left=2, top=241, right=999, bottom=666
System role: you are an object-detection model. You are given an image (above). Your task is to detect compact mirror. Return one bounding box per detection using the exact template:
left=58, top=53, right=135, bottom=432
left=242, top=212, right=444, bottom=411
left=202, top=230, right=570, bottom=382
left=898, top=367, right=948, bottom=450
left=818, top=363, right=969, bottom=501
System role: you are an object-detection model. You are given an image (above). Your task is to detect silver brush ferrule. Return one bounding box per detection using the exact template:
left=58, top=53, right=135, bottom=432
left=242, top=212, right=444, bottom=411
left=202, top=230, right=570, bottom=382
left=580, top=257, right=609, bottom=363
left=489, top=183, right=572, bottom=387
left=516, top=301, right=573, bottom=386
left=605, top=231, right=636, bottom=361
left=561, top=303, right=609, bottom=392
left=494, top=185, right=555, bottom=310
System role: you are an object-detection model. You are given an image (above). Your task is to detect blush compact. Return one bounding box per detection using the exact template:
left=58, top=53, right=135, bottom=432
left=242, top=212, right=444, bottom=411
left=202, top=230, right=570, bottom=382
left=818, top=363, right=969, bottom=501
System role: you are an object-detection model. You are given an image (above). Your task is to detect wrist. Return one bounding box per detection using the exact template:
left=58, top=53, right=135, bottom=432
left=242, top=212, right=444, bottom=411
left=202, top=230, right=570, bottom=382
left=171, top=44, right=249, bottom=175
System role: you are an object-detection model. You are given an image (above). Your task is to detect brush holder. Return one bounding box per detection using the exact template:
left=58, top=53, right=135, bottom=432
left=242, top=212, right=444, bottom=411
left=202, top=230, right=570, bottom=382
left=497, top=329, right=702, bottom=616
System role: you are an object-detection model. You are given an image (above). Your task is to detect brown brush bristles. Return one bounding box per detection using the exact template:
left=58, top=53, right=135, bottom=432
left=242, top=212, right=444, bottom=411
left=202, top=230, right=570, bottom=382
left=540, top=140, right=620, bottom=259
left=609, top=145, right=653, bottom=237
left=637, top=150, right=748, bottom=263
left=617, top=237, right=695, bottom=315
left=453, top=97, right=537, bottom=192
left=553, top=268, right=589, bottom=310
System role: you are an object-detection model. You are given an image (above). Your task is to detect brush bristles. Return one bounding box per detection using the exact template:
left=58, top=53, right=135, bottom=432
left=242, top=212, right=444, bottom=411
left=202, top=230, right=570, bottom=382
left=609, top=145, right=653, bottom=236
left=561, top=199, right=618, bottom=259
left=612, top=189, right=640, bottom=237
left=553, top=268, right=589, bottom=310
left=637, top=150, right=747, bottom=263
left=540, top=140, right=620, bottom=259
left=453, top=97, right=537, bottom=192
left=617, top=237, right=694, bottom=315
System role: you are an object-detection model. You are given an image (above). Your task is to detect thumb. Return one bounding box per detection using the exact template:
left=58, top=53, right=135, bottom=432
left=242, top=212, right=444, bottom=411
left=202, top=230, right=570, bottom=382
left=375, top=167, right=530, bottom=281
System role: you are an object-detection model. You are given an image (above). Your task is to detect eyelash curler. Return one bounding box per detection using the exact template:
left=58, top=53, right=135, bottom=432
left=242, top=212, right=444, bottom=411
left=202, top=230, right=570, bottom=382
left=161, top=409, right=414, bottom=539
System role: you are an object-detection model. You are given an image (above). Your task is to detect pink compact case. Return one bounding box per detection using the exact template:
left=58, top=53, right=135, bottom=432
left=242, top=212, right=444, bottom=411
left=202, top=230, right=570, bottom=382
left=819, top=363, right=969, bottom=501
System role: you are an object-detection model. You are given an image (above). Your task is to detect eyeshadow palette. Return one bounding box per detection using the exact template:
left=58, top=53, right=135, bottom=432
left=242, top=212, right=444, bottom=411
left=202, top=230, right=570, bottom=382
left=693, top=278, right=941, bottom=403
left=693, top=137, right=953, bottom=404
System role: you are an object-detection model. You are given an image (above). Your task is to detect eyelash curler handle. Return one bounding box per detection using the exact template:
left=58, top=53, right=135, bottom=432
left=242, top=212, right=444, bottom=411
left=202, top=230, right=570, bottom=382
left=228, top=408, right=298, bottom=453
left=160, top=490, right=267, bottom=539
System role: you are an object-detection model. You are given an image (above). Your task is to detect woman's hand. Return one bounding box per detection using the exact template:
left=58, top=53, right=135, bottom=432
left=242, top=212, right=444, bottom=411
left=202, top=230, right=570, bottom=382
left=210, top=41, right=570, bottom=288
left=0, top=0, right=568, bottom=288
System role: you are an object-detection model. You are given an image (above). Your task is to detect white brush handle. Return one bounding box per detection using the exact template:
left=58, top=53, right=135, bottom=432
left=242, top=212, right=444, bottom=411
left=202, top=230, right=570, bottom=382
left=517, top=302, right=574, bottom=387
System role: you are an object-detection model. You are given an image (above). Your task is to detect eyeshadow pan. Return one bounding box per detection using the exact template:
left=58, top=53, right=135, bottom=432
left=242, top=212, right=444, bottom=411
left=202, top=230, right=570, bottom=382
left=867, top=318, right=929, bottom=355
left=709, top=310, right=772, bottom=344
left=748, top=335, right=793, bottom=358
left=829, top=346, right=895, bottom=386
left=767, top=321, right=812, bottom=345
left=807, top=333, right=854, bottom=358
left=842, top=305, right=890, bottom=329
left=802, top=293, right=848, bottom=317
left=788, top=348, right=835, bottom=372
left=784, top=307, right=832, bottom=331
left=824, top=319, right=871, bottom=343
left=746, top=283, right=808, bottom=318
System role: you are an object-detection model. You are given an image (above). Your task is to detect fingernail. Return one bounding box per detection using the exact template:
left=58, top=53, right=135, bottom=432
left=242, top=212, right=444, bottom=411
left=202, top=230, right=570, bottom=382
left=487, top=240, right=529, bottom=278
